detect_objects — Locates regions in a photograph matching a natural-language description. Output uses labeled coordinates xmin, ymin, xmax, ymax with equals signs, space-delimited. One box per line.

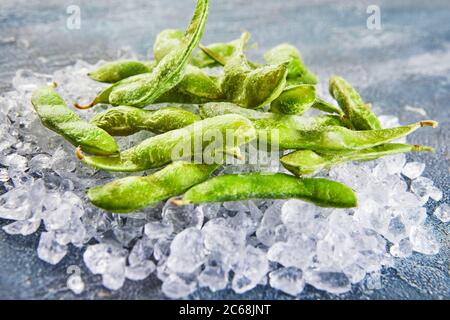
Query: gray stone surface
xmin=0 ymin=0 xmax=448 ymax=299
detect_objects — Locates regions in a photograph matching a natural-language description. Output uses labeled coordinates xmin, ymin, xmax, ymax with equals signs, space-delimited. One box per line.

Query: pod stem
xmin=413 ymin=145 xmax=434 ymax=152
xmin=199 ymin=43 xmax=227 ymax=66
xmin=419 ymin=120 xmax=438 ymax=128
xmin=74 ymin=101 xmax=96 ymax=110
xmin=75 ymin=146 xmax=85 ymax=160
xmin=170 ymin=198 xmax=188 ymax=206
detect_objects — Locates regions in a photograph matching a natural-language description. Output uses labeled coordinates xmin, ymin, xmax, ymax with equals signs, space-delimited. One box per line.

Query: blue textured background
xmin=0 ymin=0 xmax=448 ymax=299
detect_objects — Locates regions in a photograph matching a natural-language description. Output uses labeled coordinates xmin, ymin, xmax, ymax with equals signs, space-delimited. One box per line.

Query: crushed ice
xmin=0 ymin=58 xmax=446 ymax=298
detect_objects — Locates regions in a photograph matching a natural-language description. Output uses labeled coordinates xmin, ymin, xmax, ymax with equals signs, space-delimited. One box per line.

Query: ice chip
xmin=305 ymin=271 xmax=351 ymax=294
xmin=269 ymin=267 xmax=305 ymax=296
xmin=37 ymin=231 xmax=67 ymax=264
xmin=125 ymin=260 xmax=156 ymax=281
xmin=401 ymin=162 xmax=425 ymax=180
xmin=433 ymin=203 xmax=449 ymax=223
xmin=162 ymin=274 xmax=196 ymax=299
xmin=2 ymin=219 xmax=41 ymax=236
xmin=409 ymin=225 xmax=440 ymax=255
xmin=167 ymin=228 xmax=206 ymax=273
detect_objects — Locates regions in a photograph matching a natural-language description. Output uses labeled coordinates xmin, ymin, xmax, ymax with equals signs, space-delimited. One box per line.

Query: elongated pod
xmin=90 ymin=106 xmax=201 ymax=136
xmin=31 ymin=85 xmax=119 ymax=155
xmin=78 ymin=114 xmax=256 ymax=172
xmin=281 ymin=143 xmax=434 ymax=176
xmin=174 ymin=173 xmax=357 ymax=208
xmin=88 ymin=161 xmax=218 ymax=213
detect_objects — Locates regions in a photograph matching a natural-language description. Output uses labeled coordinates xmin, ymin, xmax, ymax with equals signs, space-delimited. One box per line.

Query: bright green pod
xmin=270 ymin=84 xmax=316 ymax=115
xmin=78 ymin=114 xmax=256 ymax=172
xmin=281 ymin=143 xmax=434 ymax=176
xmin=329 ymin=75 xmax=382 ymax=130
xmin=221 ymin=32 xmax=288 ymax=109
xmin=173 ymin=173 xmax=357 ymax=208
xmin=31 ymin=85 xmax=119 ymax=155
xmin=153 ymin=28 xmax=237 ymax=68
xmin=76 ymin=0 xmax=209 ymax=109
xmin=200 ymin=102 xmax=345 ymax=150
xmin=88 ymin=60 xmax=157 ymax=83
xmin=264 ymin=43 xmax=318 ymax=85
xmin=311 ymin=98 xmax=343 ymax=115
xmin=90 ymin=105 xmax=201 ymax=136
xmin=153 ymin=29 xmax=185 ymax=62
xmin=155 ymin=65 xmax=224 ymax=103
xmin=88 ymin=161 xmax=218 ymax=213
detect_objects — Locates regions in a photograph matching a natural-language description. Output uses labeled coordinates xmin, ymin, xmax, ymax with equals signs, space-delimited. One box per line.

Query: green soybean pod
xmin=221 ymin=32 xmax=288 ymax=109
xmin=78 ymin=114 xmax=256 ymax=172
xmin=273 ymin=120 xmax=437 ymax=151
xmin=269 ymin=84 xmax=316 ymax=115
xmin=90 ymin=106 xmax=201 ymax=136
xmin=173 ymin=173 xmax=357 ymax=208
xmin=76 ymin=0 xmax=209 ymax=109
xmin=88 ymin=60 xmax=157 ymax=83
xmin=281 ymin=143 xmax=434 ymax=176
xmin=87 ymin=161 xmax=218 ymax=213
xmin=153 ymin=29 xmax=185 ymax=62
xmin=155 ymin=65 xmax=224 ymax=104
xmin=263 ymin=43 xmax=318 ymax=85
xmin=329 ymin=75 xmax=382 ymax=130
xmin=311 ymin=98 xmax=343 ymax=115
xmin=31 ymin=85 xmax=119 ymax=155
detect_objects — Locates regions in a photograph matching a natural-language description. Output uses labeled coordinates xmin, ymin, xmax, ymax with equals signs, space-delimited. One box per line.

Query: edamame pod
xmin=78 ymin=114 xmax=256 ymax=172
xmin=329 ymin=75 xmax=382 ymax=130
xmin=269 ymin=84 xmax=316 ymax=115
xmin=90 ymin=106 xmax=201 ymax=136
xmin=264 ymin=43 xmax=318 ymax=85
xmin=222 ymin=32 xmax=288 ymax=109
xmin=312 ymin=98 xmax=343 ymax=115
xmin=173 ymin=173 xmax=357 ymax=208
xmin=153 ymin=28 xmax=238 ymax=68
xmin=76 ymin=0 xmax=209 ymax=109
xmin=88 ymin=161 xmax=218 ymax=213
xmin=88 ymin=60 xmax=157 ymax=83
xmin=281 ymin=143 xmax=434 ymax=176
xmin=31 ymin=85 xmax=119 ymax=155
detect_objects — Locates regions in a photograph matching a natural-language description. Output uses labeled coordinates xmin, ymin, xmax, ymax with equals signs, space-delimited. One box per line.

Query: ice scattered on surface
xmin=433 ymin=203 xmax=449 ymax=223
xmin=0 ymin=62 xmax=446 ymax=298
xmin=37 ymin=231 xmax=68 ymax=265
xmin=401 ymin=162 xmax=425 ymax=179
xmin=269 ymin=267 xmax=305 ymax=296
xmin=67 ymin=274 xmax=85 ymax=295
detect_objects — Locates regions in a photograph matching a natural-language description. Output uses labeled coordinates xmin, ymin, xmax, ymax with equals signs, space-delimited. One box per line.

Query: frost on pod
xmin=0 ymin=58 xmax=445 ymax=299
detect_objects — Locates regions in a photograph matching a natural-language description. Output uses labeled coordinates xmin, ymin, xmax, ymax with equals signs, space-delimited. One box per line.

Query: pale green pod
xmin=31 ymin=85 xmax=119 ymax=155
xmin=78 ymin=114 xmax=257 ymax=172
xmin=174 ymin=173 xmax=357 ymax=208
xmin=264 ymin=43 xmax=318 ymax=85
xmin=329 ymin=75 xmax=382 ymax=130
xmin=270 ymin=84 xmax=316 ymax=115
xmin=281 ymin=143 xmax=434 ymax=176
xmin=88 ymin=161 xmax=218 ymax=213
xmin=76 ymin=0 xmax=209 ymax=109
xmin=90 ymin=105 xmax=201 ymax=136
xmin=88 ymin=60 xmax=157 ymax=83
xmin=221 ymin=32 xmax=288 ymax=109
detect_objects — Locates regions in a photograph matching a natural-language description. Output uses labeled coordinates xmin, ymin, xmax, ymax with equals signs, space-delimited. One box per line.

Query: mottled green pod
xmin=222 ymin=32 xmax=288 ymax=109
xmin=329 ymin=75 xmax=382 ymax=130
xmin=31 ymin=85 xmax=119 ymax=155
xmin=88 ymin=60 xmax=157 ymax=83
xmin=200 ymin=102 xmax=345 ymax=150
xmin=281 ymin=144 xmax=434 ymax=176
xmin=79 ymin=114 xmax=256 ymax=172
xmin=77 ymin=0 xmax=209 ymax=109
xmin=155 ymin=65 xmax=224 ymax=103
xmin=174 ymin=173 xmax=357 ymax=208
xmin=154 ymin=28 xmax=237 ymax=68
xmin=270 ymin=84 xmax=316 ymax=115
xmin=311 ymin=98 xmax=343 ymax=115
xmin=264 ymin=43 xmax=318 ymax=85
xmin=88 ymin=161 xmax=218 ymax=213
xmin=90 ymin=106 xmax=201 ymax=136
xmin=153 ymin=29 xmax=185 ymax=62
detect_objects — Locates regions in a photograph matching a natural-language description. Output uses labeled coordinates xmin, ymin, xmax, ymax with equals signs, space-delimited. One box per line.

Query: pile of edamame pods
xmin=31 ymin=0 xmax=437 ymax=214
